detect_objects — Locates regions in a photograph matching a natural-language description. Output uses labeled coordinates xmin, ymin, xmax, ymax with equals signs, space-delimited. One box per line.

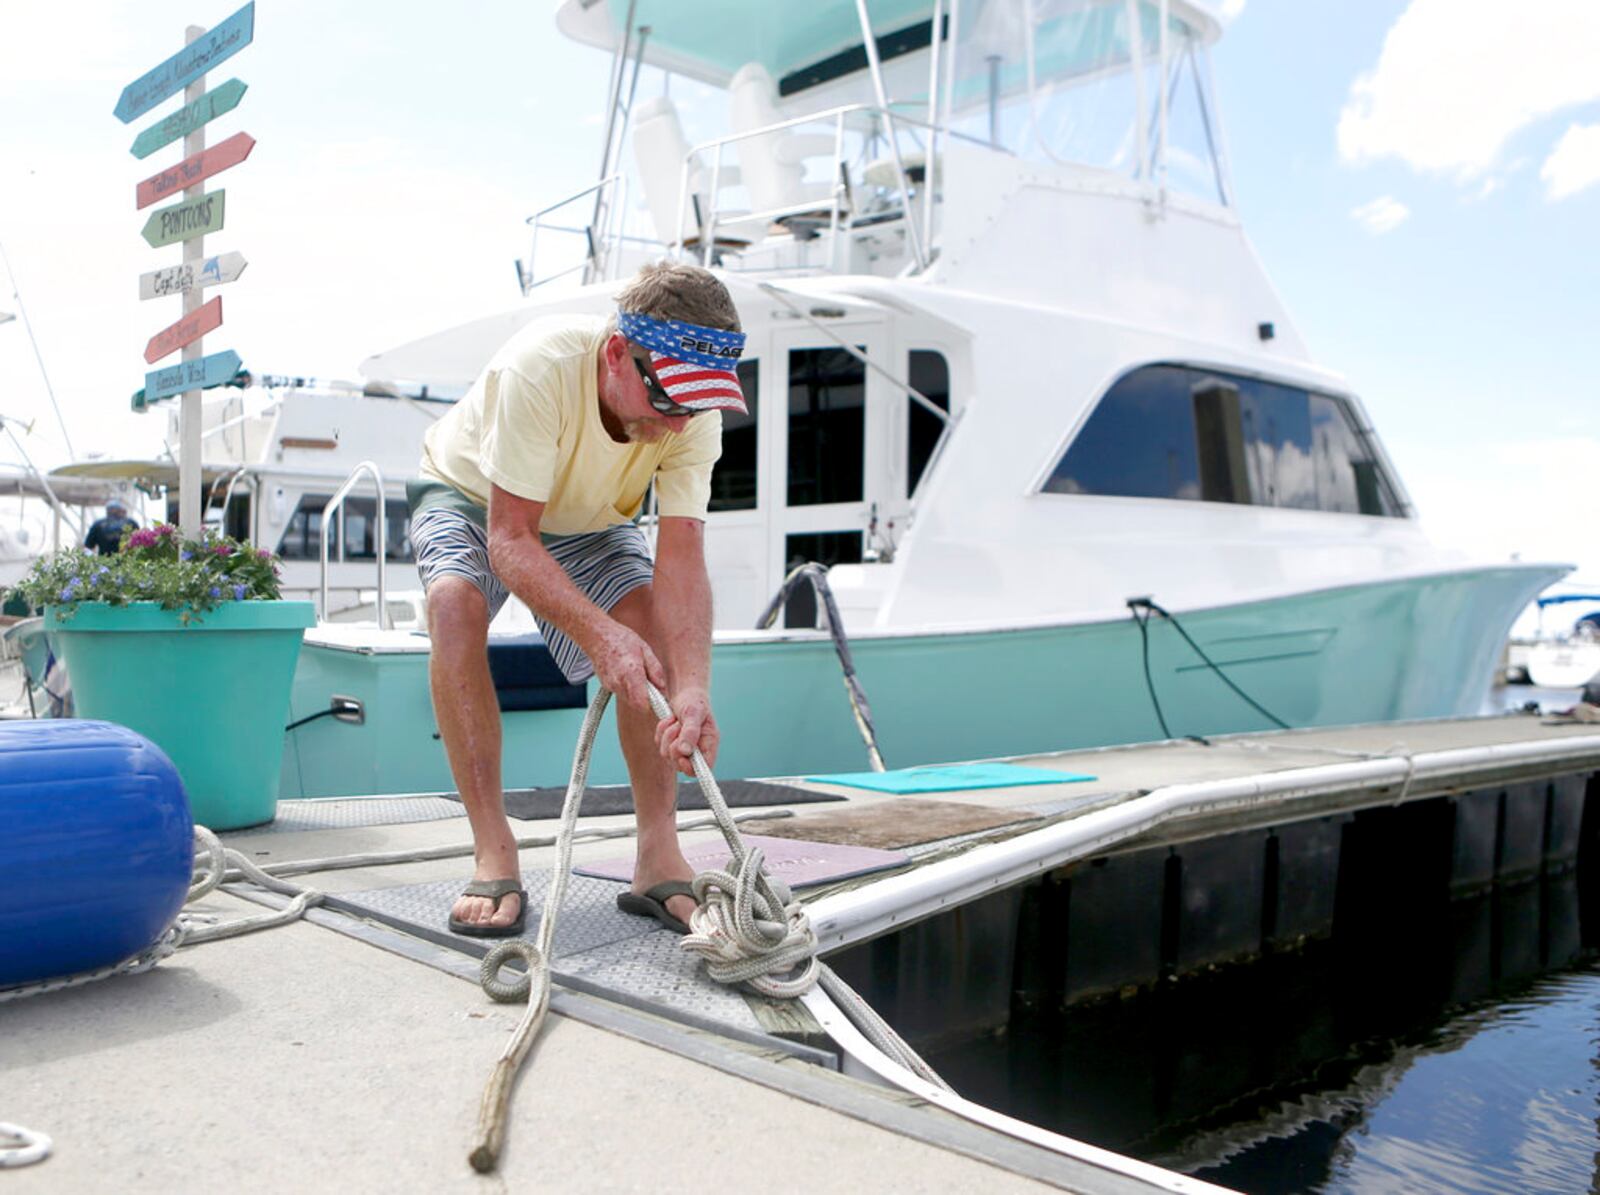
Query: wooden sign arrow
xmin=141 ymin=190 xmax=225 ymax=249
xmin=113 ymin=2 xmax=255 ymax=124
xmin=139 ymin=251 xmax=248 ymax=301
xmin=144 ymin=297 xmax=223 ymax=364
xmin=137 ymin=133 xmax=254 ymax=210
xmin=144 ymin=349 xmax=241 ymax=402
xmin=129 ymin=78 xmax=247 ymax=160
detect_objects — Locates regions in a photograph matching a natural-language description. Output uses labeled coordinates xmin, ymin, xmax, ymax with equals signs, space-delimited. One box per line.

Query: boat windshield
xmin=949 ymin=0 xmax=1226 ymax=201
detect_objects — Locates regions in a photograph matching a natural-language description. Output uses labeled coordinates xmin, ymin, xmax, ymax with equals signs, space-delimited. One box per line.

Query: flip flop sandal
xmin=616 ymin=879 xmax=696 ymax=935
xmin=448 ymin=878 xmax=528 ymax=938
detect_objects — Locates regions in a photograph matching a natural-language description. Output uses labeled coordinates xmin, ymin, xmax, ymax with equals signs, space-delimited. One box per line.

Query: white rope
xmin=469 ymin=681 xmax=948 ymax=1173
xmin=0 ymin=1122 xmax=51 ymax=1170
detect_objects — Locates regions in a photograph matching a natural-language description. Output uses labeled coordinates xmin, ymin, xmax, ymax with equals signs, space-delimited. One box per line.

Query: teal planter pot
xmin=46 ymin=601 xmax=316 ymax=829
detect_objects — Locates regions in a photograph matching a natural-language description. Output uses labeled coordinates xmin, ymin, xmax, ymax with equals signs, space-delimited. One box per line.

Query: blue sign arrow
xmin=143 ymin=349 xmax=242 ymax=402
xmin=113 ymin=3 xmax=255 ymax=124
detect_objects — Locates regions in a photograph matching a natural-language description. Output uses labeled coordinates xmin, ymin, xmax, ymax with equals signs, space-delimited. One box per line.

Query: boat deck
xmin=7 ymin=707 xmax=1600 ymax=1192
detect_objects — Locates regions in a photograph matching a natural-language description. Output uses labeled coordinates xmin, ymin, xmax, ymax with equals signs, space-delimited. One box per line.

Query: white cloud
xmin=1337 ymin=0 xmax=1600 ymax=182
xmin=1410 ymin=436 xmax=1600 ymax=589
xmin=1350 ymin=195 xmax=1410 ymax=234
xmin=1541 ymin=122 xmax=1600 ymax=200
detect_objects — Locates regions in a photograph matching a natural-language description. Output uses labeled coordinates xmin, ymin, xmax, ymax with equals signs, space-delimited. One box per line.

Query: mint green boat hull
xmin=280 ymin=567 xmax=1557 ymax=799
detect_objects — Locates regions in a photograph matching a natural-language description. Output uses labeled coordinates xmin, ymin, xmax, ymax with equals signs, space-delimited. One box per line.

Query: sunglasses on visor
xmin=631 ymin=355 xmax=697 ymax=418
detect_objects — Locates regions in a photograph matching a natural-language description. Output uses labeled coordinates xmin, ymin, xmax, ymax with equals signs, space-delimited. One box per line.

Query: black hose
xmin=1127 ymin=597 xmax=1292 ymax=736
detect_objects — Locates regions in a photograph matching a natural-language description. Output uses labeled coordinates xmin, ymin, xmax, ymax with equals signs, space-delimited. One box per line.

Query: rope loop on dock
xmin=0 ymin=1122 xmax=52 ymax=1170
xmin=480 ymin=941 xmax=540 ymax=1004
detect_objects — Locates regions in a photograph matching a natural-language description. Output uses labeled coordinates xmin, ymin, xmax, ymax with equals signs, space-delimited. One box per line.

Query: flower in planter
xmin=8 ymin=524 xmax=283 ymax=624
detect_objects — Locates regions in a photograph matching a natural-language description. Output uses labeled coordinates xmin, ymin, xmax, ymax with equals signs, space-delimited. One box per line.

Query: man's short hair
xmin=614 ymin=261 xmax=740 ymax=333
xmin=106 ymin=499 xmax=126 ymax=512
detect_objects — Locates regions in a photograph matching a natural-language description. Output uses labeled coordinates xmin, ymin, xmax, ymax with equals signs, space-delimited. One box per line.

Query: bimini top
xmin=555 ymin=0 xmax=1221 ymax=93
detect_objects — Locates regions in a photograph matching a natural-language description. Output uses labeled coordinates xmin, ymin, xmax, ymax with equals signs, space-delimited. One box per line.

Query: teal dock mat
xmin=805 ymin=762 xmax=1095 ymax=794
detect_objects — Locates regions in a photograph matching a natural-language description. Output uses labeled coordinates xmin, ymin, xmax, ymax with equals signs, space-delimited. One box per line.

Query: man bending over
xmin=407 ymin=261 xmax=747 ymax=937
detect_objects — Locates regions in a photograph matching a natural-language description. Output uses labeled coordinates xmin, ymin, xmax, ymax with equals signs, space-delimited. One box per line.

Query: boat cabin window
xmin=278 ymin=495 xmax=415 ymax=561
xmin=907 ymin=350 xmax=951 ymax=494
xmin=788 ymin=348 xmax=865 ymax=507
xmin=708 ymin=359 xmax=760 ymax=513
xmin=1043 ymin=365 xmax=1403 ymax=516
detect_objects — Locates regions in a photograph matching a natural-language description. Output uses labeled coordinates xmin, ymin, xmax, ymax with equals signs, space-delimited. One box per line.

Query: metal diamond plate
xmin=247 ymin=797 xmax=466 ymax=833
xmin=329 ymin=867 xmax=768 ymax=1039
xmin=332 ymin=868 xmax=654 ymax=957
xmin=559 ymin=929 xmax=766 ymax=1034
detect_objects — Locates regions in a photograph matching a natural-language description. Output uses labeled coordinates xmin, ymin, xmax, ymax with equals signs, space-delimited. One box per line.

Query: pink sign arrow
xmin=144 ymin=296 xmax=223 ymax=363
xmin=136 ymin=133 xmax=255 ymax=210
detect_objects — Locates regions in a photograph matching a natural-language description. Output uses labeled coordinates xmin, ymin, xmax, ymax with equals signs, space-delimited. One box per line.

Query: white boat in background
xmin=1526 ymin=593 xmax=1600 ymax=688
xmin=55 ymin=0 xmax=1567 ymax=796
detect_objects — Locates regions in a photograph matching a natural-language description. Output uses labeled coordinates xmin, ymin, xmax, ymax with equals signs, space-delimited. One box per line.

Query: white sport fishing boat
xmin=78 ymin=0 xmax=1564 ymax=797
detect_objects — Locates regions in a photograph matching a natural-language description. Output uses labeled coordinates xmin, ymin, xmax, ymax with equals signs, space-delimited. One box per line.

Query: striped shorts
xmin=410 ymin=508 xmax=654 ymax=684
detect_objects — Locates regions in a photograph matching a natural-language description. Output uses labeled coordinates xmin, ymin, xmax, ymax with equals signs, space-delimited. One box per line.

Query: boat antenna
xmin=0 ymin=235 xmax=77 ymax=460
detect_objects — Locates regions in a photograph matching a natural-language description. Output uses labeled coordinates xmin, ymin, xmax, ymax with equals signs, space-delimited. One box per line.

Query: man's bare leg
xmin=427 ymin=578 xmax=521 ymax=929
xmin=608 ymin=585 xmax=696 ymax=926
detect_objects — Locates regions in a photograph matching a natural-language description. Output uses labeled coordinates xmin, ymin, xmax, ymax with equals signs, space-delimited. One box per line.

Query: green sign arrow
xmin=129 ymin=79 xmax=247 ymax=161
xmin=140 ymin=190 xmax=226 ymax=249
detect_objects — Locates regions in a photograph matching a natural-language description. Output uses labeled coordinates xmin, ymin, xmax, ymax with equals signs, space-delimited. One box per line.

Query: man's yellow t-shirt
xmin=418 ymin=314 xmax=722 ymax=535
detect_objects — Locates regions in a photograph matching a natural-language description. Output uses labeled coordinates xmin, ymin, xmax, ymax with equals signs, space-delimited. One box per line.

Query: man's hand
xmin=654 ymin=685 xmax=719 ymax=775
xmin=588 ymin=621 xmax=668 ymax=714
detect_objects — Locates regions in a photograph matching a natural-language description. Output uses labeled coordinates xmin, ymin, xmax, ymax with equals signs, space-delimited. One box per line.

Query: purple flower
xmin=127 ymin=528 xmax=159 ymax=549
xmin=256 ymin=549 xmax=271 ymax=560
xmin=156 ymin=524 xmax=177 ymax=538
xmin=232 ymin=583 xmax=247 ymax=600
xmin=213 ymin=543 xmax=234 ymax=557
xmin=180 ymin=550 xmax=193 ymax=561
xmin=209 ymin=586 xmax=221 ymax=598
xmin=57 ymin=586 xmax=74 ymax=602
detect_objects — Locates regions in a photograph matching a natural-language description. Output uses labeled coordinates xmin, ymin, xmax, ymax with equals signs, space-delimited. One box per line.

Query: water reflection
xmin=925 ymin=870 xmax=1600 ymax=1194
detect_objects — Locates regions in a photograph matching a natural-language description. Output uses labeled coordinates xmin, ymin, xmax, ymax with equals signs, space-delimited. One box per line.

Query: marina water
xmin=927 ymin=690 xmax=1598 ymax=1195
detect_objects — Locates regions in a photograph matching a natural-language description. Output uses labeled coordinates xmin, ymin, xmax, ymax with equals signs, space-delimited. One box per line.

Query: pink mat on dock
xmin=574 ymin=834 xmax=909 ymax=890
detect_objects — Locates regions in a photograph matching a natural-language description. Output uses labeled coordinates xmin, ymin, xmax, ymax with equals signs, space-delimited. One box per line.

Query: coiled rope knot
xmin=479 ymin=941 xmax=542 ymax=1004
xmin=681 ymin=847 xmax=820 ymax=999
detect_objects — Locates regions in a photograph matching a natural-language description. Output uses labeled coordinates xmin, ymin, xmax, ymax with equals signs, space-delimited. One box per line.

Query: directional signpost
xmin=140 ymin=189 xmax=226 ymax=247
xmin=137 ymin=133 xmax=253 ymax=208
xmin=129 ymin=78 xmax=247 ymax=160
xmin=139 ymin=251 xmax=247 ymax=301
xmin=118 ymin=2 xmax=255 ymax=534
xmin=112 ymin=3 xmax=254 ymax=124
xmin=144 ymin=350 xmax=241 ymax=402
xmin=145 ymin=296 xmax=222 ymax=363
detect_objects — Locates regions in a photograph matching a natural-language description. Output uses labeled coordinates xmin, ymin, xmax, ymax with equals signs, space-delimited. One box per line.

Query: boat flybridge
xmin=173 ymin=0 xmax=1565 ymax=797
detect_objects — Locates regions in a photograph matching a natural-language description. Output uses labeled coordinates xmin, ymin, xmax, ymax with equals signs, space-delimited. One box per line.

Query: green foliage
xmin=9 ymin=523 xmax=283 ymax=623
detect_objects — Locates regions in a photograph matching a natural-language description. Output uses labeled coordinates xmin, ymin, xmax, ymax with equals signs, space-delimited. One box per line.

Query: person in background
xmin=84 ymin=499 xmax=138 ymax=556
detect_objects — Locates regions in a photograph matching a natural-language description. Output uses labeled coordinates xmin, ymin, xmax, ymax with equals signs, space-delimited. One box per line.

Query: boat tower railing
xmin=319 ymin=460 xmax=388 ymax=629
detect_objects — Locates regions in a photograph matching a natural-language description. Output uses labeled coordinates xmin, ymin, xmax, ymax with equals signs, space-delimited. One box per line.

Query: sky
xmin=0 ymin=0 xmax=1597 ymax=620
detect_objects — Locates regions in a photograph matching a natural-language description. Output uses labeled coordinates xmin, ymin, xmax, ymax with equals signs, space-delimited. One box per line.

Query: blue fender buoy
xmin=0 ymin=720 xmax=192 ymax=989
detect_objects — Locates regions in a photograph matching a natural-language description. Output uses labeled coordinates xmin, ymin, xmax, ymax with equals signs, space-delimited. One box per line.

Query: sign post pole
xmin=178 ymin=25 xmax=206 ymax=536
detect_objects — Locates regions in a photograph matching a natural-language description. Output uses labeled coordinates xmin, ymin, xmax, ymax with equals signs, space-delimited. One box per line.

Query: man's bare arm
xmin=651 ymin=516 xmax=719 ymax=771
xmin=486 ymin=484 xmax=665 ymax=711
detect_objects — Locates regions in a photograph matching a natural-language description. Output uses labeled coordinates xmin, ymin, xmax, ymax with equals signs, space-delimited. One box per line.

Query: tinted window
xmin=906 ymin=350 xmax=951 ymax=494
xmin=1043 ymin=365 xmax=1200 ymax=499
xmin=1310 ymin=393 xmax=1401 ymax=516
xmin=1238 ymin=377 xmax=1317 ymax=510
xmin=709 ymin=359 xmax=759 ymax=512
xmin=279 ymin=495 xmax=414 ymax=561
xmin=1043 ymin=365 xmax=1403 ymax=517
xmin=788 ymin=348 xmax=864 ymax=506
xmin=782 ymin=531 xmax=863 ymax=628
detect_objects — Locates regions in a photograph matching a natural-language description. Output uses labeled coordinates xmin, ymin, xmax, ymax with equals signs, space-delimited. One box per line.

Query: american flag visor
xmin=617 ymin=310 xmax=748 ymax=414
